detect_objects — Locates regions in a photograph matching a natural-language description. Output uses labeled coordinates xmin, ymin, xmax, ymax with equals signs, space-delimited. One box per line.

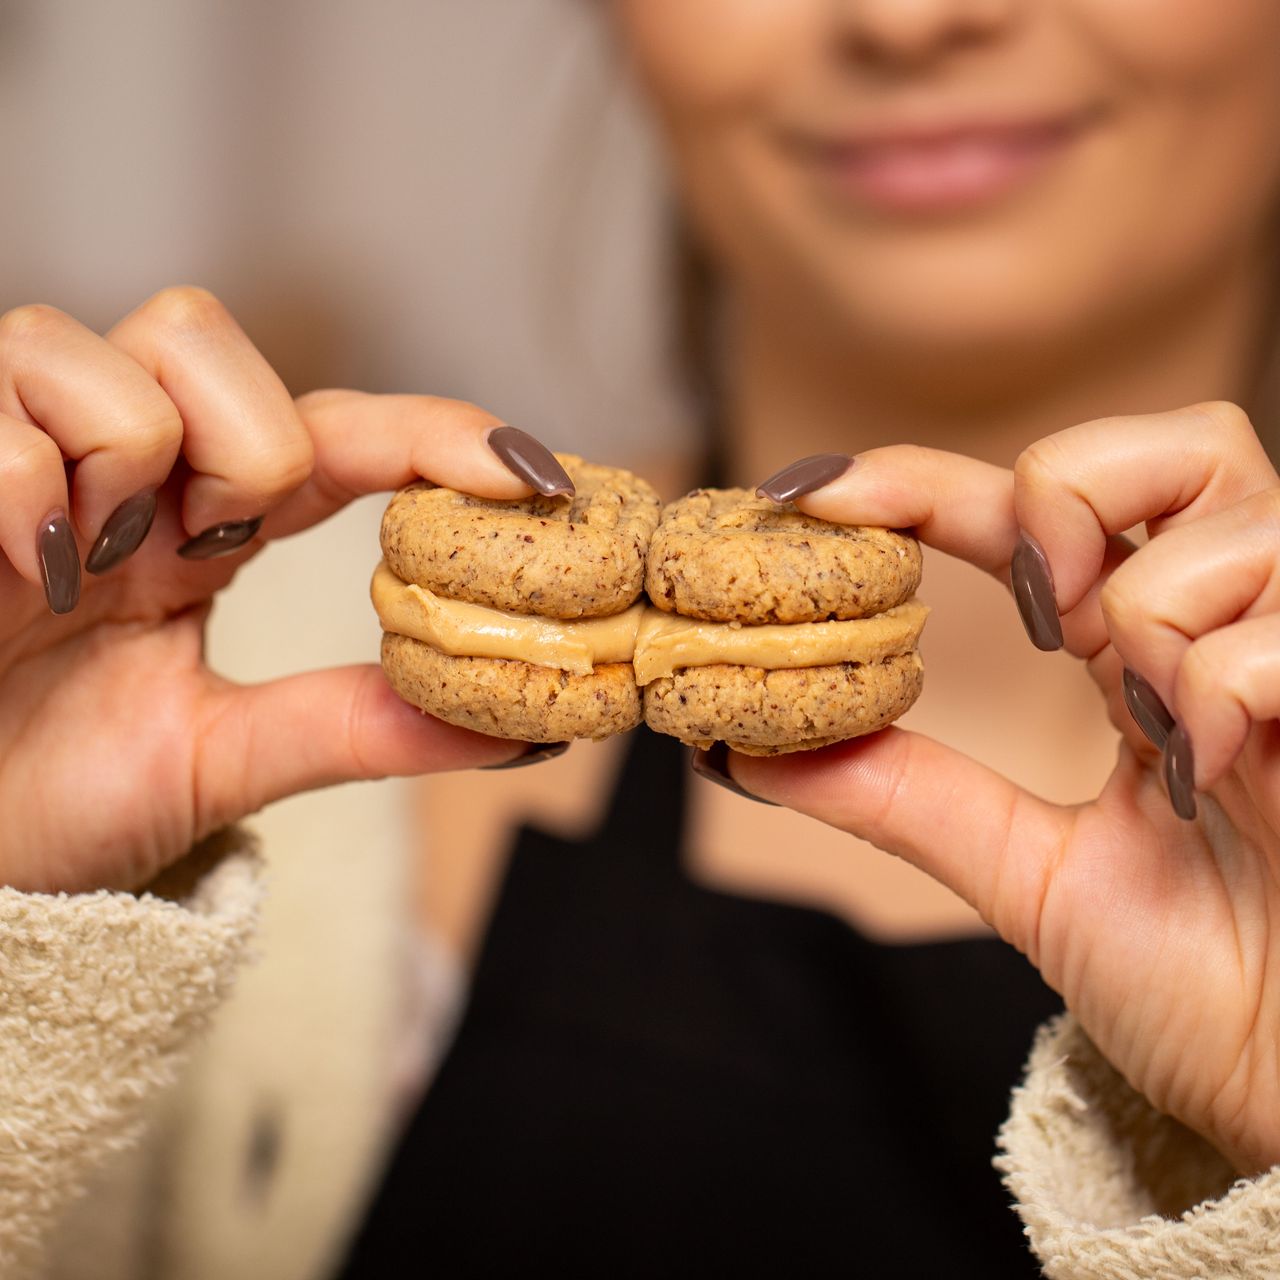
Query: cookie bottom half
xmin=642 ymin=652 xmax=923 ymax=756
xmin=381 ymin=632 xmax=642 ymax=742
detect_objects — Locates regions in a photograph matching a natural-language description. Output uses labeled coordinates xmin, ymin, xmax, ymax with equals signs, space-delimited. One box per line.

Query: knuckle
xmin=1248 ymin=486 xmax=1280 ymax=532
xmin=272 ymin=438 xmax=315 ymax=492
xmin=294 ymin=387 xmax=356 ymax=418
xmin=0 ymin=302 xmax=71 ymax=353
xmin=139 ymin=285 xmax=234 ymax=343
xmin=1 ymin=431 xmax=61 ymax=486
xmin=1013 ymin=437 xmax=1069 ymax=496
xmin=1178 ymin=638 xmax=1219 ymax=701
xmin=1099 ymin=565 xmax=1143 ymax=635
xmin=108 ymin=401 xmax=185 ymax=460
xmin=1195 ymin=400 xmax=1255 ymax=440
xmin=238 ymin=437 xmax=314 ymax=502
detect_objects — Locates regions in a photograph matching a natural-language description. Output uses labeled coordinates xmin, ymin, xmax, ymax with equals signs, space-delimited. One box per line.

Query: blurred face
xmin=614 ymin=1 xmax=1280 ymax=362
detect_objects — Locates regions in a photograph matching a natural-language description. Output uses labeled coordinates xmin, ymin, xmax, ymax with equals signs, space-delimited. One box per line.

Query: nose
xmin=832 ymin=0 xmax=1022 ymax=66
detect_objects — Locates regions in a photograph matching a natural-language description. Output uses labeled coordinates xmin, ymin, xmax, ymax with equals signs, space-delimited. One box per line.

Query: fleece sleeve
xmin=996 ymin=1012 xmax=1280 ymax=1278
xmin=0 ymin=829 xmax=262 ymax=1279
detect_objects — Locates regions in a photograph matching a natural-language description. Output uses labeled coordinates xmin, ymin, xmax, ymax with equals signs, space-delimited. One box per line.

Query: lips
xmin=786 ymin=112 xmax=1098 ymax=215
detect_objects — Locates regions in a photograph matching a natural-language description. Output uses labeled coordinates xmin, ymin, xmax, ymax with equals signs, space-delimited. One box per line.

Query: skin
xmin=0 ymin=289 xmax=534 ymax=893
xmin=607 ymin=1 xmax=1280 ymax=1173
xmin=616 ymin=0 xmax=1280 ymax=388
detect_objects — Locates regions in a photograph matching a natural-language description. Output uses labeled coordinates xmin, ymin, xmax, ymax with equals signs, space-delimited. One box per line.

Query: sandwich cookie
xmin=640 ymin=488 xmax=927 ymax=755
xmin=374 ymin=456 xmax=661 ymax=742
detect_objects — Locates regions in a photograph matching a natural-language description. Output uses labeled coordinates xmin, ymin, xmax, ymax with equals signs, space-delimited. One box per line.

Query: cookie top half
xmin=644 ymin=488 xmax=921 ymax=624
xmin=380 ymin=455 xmax=661 ymax=619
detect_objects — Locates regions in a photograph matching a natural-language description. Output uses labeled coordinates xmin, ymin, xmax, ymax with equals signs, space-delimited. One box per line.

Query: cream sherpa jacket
xmin=3 ymin=826 xmax=1279 ymax=1280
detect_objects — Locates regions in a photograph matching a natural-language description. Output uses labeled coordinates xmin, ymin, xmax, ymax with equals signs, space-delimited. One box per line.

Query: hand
xmin=739 ymin=403 xmax=1280 ymax=1174
xmin=0 ymin=288 xmax=558 ymax=895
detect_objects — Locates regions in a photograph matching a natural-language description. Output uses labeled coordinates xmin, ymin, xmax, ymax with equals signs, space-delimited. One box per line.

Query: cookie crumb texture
xmin=380 ymin=456 xmax=661 ymax=618
xmin=644 ymin=653 xmax=923 ymax=755
xmin=381 ymin=633 xmax=642 ymax=741
xmin=646 ymin=488 xmax=921 ymax=624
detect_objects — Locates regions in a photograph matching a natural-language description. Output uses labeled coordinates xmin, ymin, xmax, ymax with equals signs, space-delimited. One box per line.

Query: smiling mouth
xmin=783 ymin=110 xmax=1102 ymax=215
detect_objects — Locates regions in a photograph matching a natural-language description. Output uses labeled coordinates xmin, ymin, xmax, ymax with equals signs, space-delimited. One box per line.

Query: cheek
xmin=613 ymin=0 xmax=815 ymax=111
xmin=1074 ymin=0 xmax=1280 ymax=81
xmin=1091 ymin=0 xmax=1280 ymax=282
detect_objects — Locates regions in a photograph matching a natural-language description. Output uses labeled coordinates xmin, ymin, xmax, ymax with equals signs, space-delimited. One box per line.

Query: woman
xmin=4 ymin=1 xmax=1280 ymax=1276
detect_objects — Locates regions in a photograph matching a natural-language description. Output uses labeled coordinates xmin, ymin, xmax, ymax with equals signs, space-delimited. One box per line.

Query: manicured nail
xmin=690 ymin=742 xmax=778 ymax=806
xmin=481 ymin=741 xmax=570 ymax=770
xmin=486 ymin=426 xmax=574 ymax=498
xmin=86 ymin=490 xmax=157 ymax=575
xmin=1163 ymin=723 xmax=1197 ymax=821
xmin=38 ymin=510 xmax=81 ymax=614
xmin=177 ymin=516 xmax=264 ymax=561
xmin=1122 ymin=669 xmax=1174 ymax=751
xmin=1010 ymin=533 xmax=1063 ymax=652
xmin=756 ymin=453 xmax=854 ymax=504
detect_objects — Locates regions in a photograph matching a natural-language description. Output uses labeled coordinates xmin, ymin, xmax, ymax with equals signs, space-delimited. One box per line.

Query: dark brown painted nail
xmin=1163 ymin=723 xmax=1196 ymax=821
xmin=38 ymin=510 xmax=80 ymax=614
xmin=86 ymin=490 xmax=157 ymax=575
xmin=486 ymin=426 xmax=574 ymax=498
xmin=1122 ymin=669 xmax=1174 ymax=751
xmin=690 ymin=742 xmax=778 ymax=806
xmin=1010 ymin=533 xmax=1063 ymax=651
xmin=177 ymin=516 xmax=264 ymax=561
xmin=756 ymin=453 xmax=854 ymax=504
xmin=481 ymin=741 xmax=570 ymax=770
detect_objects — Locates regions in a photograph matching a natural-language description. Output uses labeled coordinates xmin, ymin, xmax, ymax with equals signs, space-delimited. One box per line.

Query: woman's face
xmin=614 ymin=1 xmax=1280 ymax=364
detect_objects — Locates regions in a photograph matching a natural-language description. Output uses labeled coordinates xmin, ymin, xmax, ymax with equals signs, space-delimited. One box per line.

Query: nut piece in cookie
xmin=374 ymin=455 xmax=660 ymax=742
xmin=637 ymin=487 xmax=927 ymax=755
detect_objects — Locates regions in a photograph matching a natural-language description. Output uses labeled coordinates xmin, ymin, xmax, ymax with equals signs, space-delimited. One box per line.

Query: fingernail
xmin=177 ymin=516 xmax=264 ymax=561
xmin=481 ymin=741 xmax=570 ymax=770
xmin=1163 ymin=723 xmax=1197 ymax=821
xmin=86 ymin=489 xmax=157 ymax=575
xmin=1122 ymin=668 xmax=1174 ymax=751
xmin=690 ymin=742 xmax=778 ymax=806
xmin=756 ymin=453 xmax=854 ymax=504
xmin=38 ymin=510 xmax=81 ymax=614
xmin=1010 ymin=533 xmax=1063 ymax=652
xmin=486 ymin=426 xmax=574 ymax=498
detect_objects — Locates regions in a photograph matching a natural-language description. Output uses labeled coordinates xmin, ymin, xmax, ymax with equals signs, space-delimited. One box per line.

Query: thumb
xmin=194 ymin=664 xmax=524 ymax=826
xmin=731 ymin=727 xmax=1070 ymax=963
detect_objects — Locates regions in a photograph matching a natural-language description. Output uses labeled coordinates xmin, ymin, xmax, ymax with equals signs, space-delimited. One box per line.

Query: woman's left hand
xmin=734 ymin=402 xmax=1280 ymax=1175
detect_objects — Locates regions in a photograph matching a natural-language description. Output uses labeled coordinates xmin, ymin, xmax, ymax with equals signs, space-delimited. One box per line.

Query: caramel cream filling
xmin=372 ymin=561 xmax=928 ymax=682
xmin=372 ymin=561 xmax=642 ymax=677
xmin=629 ymin=600 xmax=928 ymax=685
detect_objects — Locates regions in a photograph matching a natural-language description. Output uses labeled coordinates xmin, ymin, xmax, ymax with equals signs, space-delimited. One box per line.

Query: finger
xmin=0 ymin=304 xmax=181 ymax=549
xmin=0 ymin=414 xmax=77 ymax=604
xmin=1172 ymin=611 xmax=1280 ymax=789
xmin=1101 ymin=489 xmax=1280 ymax=721
xmin=266 ymin=391 xmax=572 ymax=538
xmin=730 ymin=728 xmax=1070 ymax=965
xmin=193 ymin=664 xmax=526 ymax=828
xmin=780 ymin=444 xmax=1019 ymax=578
xmin=107 ymin=287 xmax=314 ymax=542
xmin=1013 ymin=402 xmax=1275 ymax=625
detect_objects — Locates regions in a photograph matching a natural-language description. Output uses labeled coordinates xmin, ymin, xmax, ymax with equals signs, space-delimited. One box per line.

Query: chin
xmin=812 ymin=243 xmax=1121 ymax=372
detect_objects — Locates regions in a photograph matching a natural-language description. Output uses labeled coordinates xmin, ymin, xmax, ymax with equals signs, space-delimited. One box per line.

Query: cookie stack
xmin=373 ymin=462 xmax=928 ymax=752
xmin=373 ymin=457 xmax=661 ymax=742
xmin=639 ymin=488 xmax=927 ymax=755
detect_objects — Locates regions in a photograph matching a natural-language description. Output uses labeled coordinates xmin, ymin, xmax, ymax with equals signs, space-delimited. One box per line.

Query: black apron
xmin=338 ymin=728 xmax=1060 ymax=1277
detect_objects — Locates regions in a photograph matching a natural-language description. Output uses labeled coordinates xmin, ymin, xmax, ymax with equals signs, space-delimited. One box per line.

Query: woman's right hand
xmin=0 ymin=287 xmax=560 ymax=895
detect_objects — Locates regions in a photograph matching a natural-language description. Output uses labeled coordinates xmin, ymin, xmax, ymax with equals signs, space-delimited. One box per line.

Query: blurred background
xmin=0 ymin=0 xmax=682 ymax=447
xmin=2 ymin=4 xmax=685 ymax=1275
